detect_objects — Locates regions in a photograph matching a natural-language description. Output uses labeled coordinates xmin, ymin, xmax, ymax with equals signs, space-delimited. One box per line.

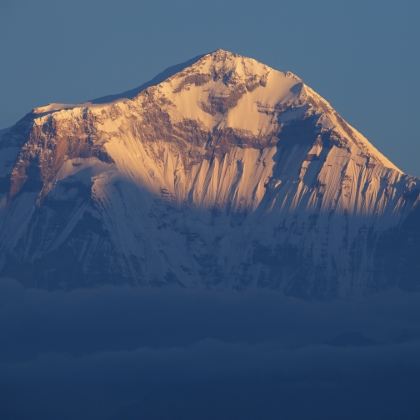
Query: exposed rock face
xmin=0 ymin=49 xmax=418 ymax=297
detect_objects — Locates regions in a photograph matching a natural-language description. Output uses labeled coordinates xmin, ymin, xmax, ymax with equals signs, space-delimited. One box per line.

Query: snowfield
xmin=0 ymin=49 xmax=418 ymax=297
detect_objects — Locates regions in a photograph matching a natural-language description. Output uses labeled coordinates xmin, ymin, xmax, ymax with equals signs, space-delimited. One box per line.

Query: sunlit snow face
xmin=152 ymin=51 xmax=302 ymax=136
xmin=0 ymin=50 xmax=418 ymax=295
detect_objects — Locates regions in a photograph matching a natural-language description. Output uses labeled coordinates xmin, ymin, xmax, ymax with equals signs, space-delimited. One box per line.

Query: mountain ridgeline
xmin=0 ymin=50 xmax=418 ymax=298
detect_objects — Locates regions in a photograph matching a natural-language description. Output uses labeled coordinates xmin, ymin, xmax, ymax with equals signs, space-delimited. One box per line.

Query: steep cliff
xmin=0 ymin=50 xmax=418 ymax=296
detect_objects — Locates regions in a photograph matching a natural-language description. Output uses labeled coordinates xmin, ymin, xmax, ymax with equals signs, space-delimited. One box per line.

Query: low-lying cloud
xmin=1 ymin=278 xmax=420 ymax=419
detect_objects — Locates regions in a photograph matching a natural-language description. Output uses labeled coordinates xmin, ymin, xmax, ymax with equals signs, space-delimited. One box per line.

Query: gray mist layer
xmin=1 ymin=279 xmax=420 ymax=420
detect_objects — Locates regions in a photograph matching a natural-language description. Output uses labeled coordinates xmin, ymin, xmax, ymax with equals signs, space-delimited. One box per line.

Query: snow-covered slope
xmin=0 ymin=49 xmax=418 ymax=296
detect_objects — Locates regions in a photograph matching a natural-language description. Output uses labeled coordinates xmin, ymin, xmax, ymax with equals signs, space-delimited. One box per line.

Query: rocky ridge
xmin=0 ymin=49 xmax=418 ymax=297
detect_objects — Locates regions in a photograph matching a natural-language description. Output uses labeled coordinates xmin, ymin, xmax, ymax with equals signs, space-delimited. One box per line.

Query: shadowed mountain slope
xmin=0 ymin=50 xmax=418 ymax=297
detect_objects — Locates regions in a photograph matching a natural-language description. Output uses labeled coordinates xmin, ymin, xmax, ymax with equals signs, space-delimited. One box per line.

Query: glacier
xmin=0 ymin=49 xmax=418 ymax=297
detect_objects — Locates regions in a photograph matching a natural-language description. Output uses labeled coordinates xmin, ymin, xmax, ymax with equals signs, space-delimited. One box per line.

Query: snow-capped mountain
xmin=0 ymin=49 xmax=418 ymax=297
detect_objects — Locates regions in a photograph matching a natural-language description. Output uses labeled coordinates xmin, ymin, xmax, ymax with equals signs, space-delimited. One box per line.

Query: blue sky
xmin=1 ymin=0 xmax=418 ymax=175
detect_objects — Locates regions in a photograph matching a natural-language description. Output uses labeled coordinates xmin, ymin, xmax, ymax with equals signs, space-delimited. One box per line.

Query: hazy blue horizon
xmin=1 ymin=0 xmax=418 ymax=176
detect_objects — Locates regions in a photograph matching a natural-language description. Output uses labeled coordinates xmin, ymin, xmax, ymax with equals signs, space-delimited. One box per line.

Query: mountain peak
xmin=0 ymin=51 xmax=418 ymax=294
xmin=26 ymin=50 xmax=401 ymax=174
xmin=32 ymin=49 xmax=292 ymax=116
xmin=204 ymin=48 xmax=259 ymax=64
xmin=189 ymin=48 xmax=285 ymax=81
xmin=205 ymin=48 xmax=264 ymax=65
xmin=90 ymin=49 xmax=261 ymax=106
xmin=209 ymin=48 xmax=237 ymax=56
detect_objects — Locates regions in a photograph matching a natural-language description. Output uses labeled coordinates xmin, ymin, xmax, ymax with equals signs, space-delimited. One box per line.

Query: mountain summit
xmin=0 ymin=50 xmax=418 ymax=296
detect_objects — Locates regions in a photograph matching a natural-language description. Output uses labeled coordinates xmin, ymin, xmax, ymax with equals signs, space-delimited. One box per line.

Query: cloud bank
xmin=1 ymin=279 xmax=420 ymax=419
